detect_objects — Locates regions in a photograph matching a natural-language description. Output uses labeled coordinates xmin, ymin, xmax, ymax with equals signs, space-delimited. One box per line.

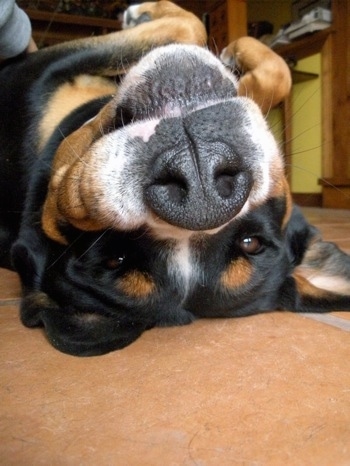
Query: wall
xmin=248 ymin=0 xmax=323 ymax=194
xmin=290 ymin=54 xmax=322 ymax=193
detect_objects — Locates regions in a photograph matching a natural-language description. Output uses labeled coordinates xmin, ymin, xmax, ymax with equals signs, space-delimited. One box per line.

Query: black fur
xmin=1 ymin=34 xmax=349 ymax=356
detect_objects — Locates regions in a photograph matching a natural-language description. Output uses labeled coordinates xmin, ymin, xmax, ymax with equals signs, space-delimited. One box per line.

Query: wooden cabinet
xmin=276 ymin=0 xmax=350 ymax=209
xmin=321 ymin=0 xmax=350 ymax=208
xmin=172 ymin=0 xmax=247 ymax=49
xmin=206 ymin=0 xmax=247 ymax=51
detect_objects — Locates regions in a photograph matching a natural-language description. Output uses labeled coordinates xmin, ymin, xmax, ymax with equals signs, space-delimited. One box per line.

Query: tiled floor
xmin=0 ymin=208 xmax=349 ymax=465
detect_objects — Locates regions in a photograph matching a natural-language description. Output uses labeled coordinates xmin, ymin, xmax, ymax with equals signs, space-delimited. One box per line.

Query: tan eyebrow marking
xmin=220 ymin=257 xmax=253 ymax=290
xmin=119 ymin=271 xmax=156 ymax=298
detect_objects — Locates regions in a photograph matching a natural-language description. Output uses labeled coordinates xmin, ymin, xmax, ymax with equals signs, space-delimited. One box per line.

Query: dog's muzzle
xmin=112 ymin=44 xmax=269 ymax=233
xmin=45 ymin=44 xmax=283 ymax=240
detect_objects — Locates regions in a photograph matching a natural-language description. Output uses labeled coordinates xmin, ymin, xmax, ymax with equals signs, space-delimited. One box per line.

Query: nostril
xmin=214 ymin=170 xmax=240 ymax=199
xmin=154 ymin=175 xmax=188 ymax=204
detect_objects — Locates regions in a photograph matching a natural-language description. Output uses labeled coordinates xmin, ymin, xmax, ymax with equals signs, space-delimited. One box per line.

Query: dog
xmin=0 ymin=1 xmax=349 ymax=356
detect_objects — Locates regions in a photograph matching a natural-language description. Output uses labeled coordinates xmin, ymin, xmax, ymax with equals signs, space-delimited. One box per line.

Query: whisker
xmin=46 ymin=231 xmax=86 ymax=270
xmin=287 ymin=163 xmax=350 ymax=200
xmin=286 ymin=143 xmax=323 ymax=159
xmin=282 ymin=122 xmax=322 ymax=148
xmin=282 ymin=85 xmax=321 ymax=136
xmin=210 ymin=38 xmax=219 ymax=58
xmin=76 ymin=229 xmax=111 ymax=261
xmin=56 ymin=127 xmax=90 ymax=167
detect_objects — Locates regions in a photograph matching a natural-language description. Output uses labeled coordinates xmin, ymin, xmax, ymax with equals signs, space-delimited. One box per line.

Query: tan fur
xmin=282 ymin=182 xmax=293 ymax=229
xmin=41 ymin=99 xmax=118 ymax=243
xmin=296 ymin=239 xmax=350 ymax=295
xmin=38 ymin=4 xmax=205 ymax=58
xmin=119 ymin=271 xmax=156 ymax=298
xmin=39 ymin=75 xmax=117 ymax=152
xmin=26 ymin=291 xmax=58 ymax=309
xmin=268 ymin=174 xmax=293 ymax=229
xmin=221 ymin=257 xmax=253 ymax=290
xmin=221 ymin=37 xmax=292 ymax=113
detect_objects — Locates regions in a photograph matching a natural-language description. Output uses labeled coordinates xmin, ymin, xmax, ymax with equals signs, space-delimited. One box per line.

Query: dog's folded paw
xmin=220 ymin=46 xmax=237 ymax=70
xmin=121 ymin=1 xmax=207 ymax=46
xmin=123 ymin=4 xmax=152 ymax=29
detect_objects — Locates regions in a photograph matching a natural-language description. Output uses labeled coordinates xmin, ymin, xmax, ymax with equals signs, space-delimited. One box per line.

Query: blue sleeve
xmin=0 ymin=1 xmax=32 ymax=59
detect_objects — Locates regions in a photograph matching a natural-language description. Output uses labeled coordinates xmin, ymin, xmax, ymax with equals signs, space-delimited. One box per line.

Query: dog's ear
xmin=19 ymin=295 xmax=146 ymax=356
xmin=11 ymin=234 xmax=48 ymax=292
xmin=12 ymin=229 xmax=146 ymax=356
xmin=15 ymin=271 xmax=146 ymax=356
xmin=279 ymin=207 xmax=350 ymax=311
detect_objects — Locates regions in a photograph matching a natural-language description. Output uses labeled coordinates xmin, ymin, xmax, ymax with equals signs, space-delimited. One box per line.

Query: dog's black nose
xmin=144 ymin=104 xmax=253 ymax=231
xmin=146 ymin=159 xmax=252 ymax=230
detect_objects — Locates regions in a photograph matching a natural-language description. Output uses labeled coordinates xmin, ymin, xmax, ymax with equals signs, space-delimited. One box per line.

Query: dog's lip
xmin=146 ymin=211 xmax=234 ymax=240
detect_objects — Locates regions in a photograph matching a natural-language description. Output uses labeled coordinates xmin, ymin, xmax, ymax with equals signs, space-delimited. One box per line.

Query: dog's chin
xmin=116 ymin=44 xmax=239 ymax=121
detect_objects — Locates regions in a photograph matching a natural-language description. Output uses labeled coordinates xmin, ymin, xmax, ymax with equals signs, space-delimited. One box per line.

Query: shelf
xmin=26 ymin=9 xmax=121 ymax=29
xmin=291 ymin=69 xmax=319 ymax=84
xmin=274 ymin=27 xmax=334 ymax=61
xmin=26 ymin=8 xmax=122 ymax=46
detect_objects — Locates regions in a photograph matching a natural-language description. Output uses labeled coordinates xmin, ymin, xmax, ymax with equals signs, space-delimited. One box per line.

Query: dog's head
xmin=12 ymin=45 xmax=350 ymax=356
xmin=41 ymin=45 xmax=285 ymax=238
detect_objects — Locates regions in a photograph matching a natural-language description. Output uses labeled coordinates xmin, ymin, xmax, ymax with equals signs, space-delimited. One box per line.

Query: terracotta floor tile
xmin=0 ymin=208 xmax=350 ymax=465
xmin=333 ymin=239 xmax=350 ymax=253
xmin=332 ymin=311 xmax=350 ymax=321
xmin=302 ymin=207 xmax=350 ymax=224
xmin=304 ymin=312 xmax=350 ymax=329
xmin=1 ymin=309 xmax=350 ymax=465
xmin=0 ymin=268 xmax=21 ymax=301
xmin=315 ymin=224 xmax=350 ymax=242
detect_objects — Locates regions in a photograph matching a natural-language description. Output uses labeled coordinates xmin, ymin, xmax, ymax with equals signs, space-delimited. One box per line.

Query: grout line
xmin=301 ymin=313 xmax=350 ymax=332
xmin=0 ymin=298 xmax=21 ymax=307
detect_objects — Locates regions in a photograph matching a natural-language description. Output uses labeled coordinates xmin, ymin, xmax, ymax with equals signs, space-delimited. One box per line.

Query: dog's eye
xmin=104 ymin=255 xmax=125 ymax=270
xmin=240 ymin=237 xmax=263 ymax=255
